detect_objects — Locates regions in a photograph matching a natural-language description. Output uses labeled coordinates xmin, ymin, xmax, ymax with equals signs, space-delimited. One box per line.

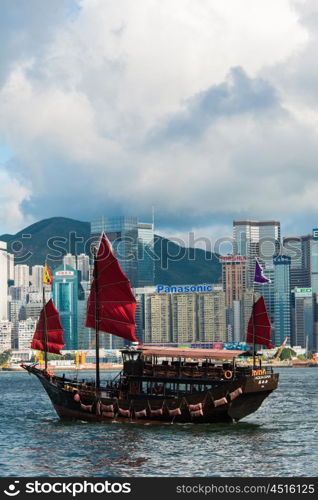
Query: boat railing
xmin=143 ymin=363 xmax=233 ymax=379
xmin=136 ymin=360 xmax=275 ymax=380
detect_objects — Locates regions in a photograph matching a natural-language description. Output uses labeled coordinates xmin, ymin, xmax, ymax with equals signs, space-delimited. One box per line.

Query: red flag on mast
xmin=246 ymin=296 xmax=273 ymax=349
xmin=31 ymin=299 xmax=64 ymax=354
xmin=85 ymin=233 xmax=137 ymax=342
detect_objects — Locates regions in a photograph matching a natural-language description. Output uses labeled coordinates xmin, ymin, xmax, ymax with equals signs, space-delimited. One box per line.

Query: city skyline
xmin=1 ymin=1 xmax=318 ymax=240
xmin=2 ymin=212 xmax=318 ymax=254
xmin=2 ymin=213 xmax=318 ymax=351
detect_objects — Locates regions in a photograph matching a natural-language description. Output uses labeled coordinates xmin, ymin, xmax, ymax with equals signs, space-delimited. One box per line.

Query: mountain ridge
xmin=0 ymin=217 xmax=221 ymax=285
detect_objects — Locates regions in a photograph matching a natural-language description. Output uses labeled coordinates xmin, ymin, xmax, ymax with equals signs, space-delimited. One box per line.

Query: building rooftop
xmin=233 ymin=220 xmax=280 ymax=226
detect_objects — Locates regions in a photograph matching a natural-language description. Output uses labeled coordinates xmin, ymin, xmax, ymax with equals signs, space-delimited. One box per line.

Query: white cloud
xmin=0 ymin=0 xmax=316 ymax=237
xmin=0 ymin=170 xmax=33 ymax=233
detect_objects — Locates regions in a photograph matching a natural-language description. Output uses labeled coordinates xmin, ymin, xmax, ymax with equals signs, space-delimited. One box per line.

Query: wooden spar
xmin=93 ymin=246 xmax=100 ymax=390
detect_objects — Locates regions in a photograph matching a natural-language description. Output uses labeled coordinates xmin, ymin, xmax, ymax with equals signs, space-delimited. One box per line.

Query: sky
xmin=1 ymin=0 xmax=318 ymax=246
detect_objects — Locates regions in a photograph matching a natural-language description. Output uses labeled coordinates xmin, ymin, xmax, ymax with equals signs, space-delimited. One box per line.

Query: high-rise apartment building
xmin=133 ymin=286 xmax=156 ymax=344
xmin=197 ymin=292 xmax=226 ymax=343
xmin=8 ymin=300 xmax=25 ymax=348
xmin=52 ymin=265 xmax=78 ymax=350
xmin=145 ymin=292 xmax=171 ymax=344
xmin=18 ymin=318 xmax=37 ymax=349
xmin=63 ymin=253 xmax=76 ymax=269
xmin=14 ymin=264 xmax=30 ymax=287
xmin=171 ymin=294 xmax=197 ymax=343
xmin=0 ymin=242 xmax=8 ymax=320
xmin=77 ymin=253 xmax=90 ymax=282
xmin=143 ymin=284 xmax=226 ymax=344
xmin=233 ymin=220 xmax=280 ymax=286
xmin=7 ymin=253 xmax=14 ymax=282
xmin=31 ymin=265 xmax=44 ymax=291
xmin=0 ymin=320 xmax=12 ymax=351
xmin=24 ymin=302 xmax=42 ymax=320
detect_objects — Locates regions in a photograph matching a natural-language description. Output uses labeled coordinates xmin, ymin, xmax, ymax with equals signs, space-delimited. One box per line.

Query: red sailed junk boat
xmin=22 ymin=234 xmax=278 ymax=424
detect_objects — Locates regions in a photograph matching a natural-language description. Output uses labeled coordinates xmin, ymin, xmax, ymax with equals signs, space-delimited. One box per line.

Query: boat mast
xmin=42 ymin=284 xmax=48 ymax=371
xmin=252 ymin=291 xmax=256 ymax=368
xmin=93 ymin=246 xmax=100 ymax=389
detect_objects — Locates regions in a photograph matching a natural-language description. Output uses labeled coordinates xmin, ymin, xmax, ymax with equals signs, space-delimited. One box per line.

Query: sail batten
xmin=85 ymin=233 xmax=137 ymax=342
xmin=31 ymin=299 xmax=64 ymax=355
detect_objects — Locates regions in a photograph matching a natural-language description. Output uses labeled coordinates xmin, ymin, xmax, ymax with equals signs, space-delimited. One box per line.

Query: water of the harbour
xmin=0 ymin=368 xmax=317 ymax=477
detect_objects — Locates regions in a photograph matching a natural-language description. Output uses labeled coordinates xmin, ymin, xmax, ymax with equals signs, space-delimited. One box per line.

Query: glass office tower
xmin=273 ymin=255 xmax=291 ymax=346
xmin=233 ymin=220 xmax=280 ymax=287
xmin=91 ymin=216 xmax=154 ymax=288
xmin=52 ymin=265 xmax=78 ymax=350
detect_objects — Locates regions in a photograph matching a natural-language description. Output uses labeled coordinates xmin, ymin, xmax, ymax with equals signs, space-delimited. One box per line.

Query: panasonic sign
xmin=156 ymin=284 xmax=222 ymax=294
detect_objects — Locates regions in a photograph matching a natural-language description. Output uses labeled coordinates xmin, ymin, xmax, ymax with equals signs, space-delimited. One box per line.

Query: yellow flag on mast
xmin=43 ymin=263 xmax=52 ymax=285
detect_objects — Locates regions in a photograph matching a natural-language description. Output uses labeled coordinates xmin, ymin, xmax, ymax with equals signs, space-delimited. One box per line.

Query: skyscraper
xmin=63 ymin=253 xmax=76 ymax=269
xmin=18 ymin=318 xmax=37 ymax=349
xmin=254 ymin=267 xmax=275 ymax=323
xmin=77 ymin=253 xmax=90 ymax=282
xmin=273 ymin=255 xmax=291 ymax=346
xmin=52 ymin=265 xmax=78 ymax=350
xmin=233 ymin=220 xmax=280 ymax=286
xmin=197 ymin=292 xmax=226 ymax=343
xmin=0 ymin=242 xmax=8 ymax=320
xmin=171 ymin=294 xmax=197 ymax=343
xmin=283 ymin=229 xmax=318 ymax=293
xmin=90 ymin=216 xmax=154 ymax=287
xmin=133 ymin=286 xmax=157 ymax=344
xmin=143 ymin=284 xmax=226 ymax=344
xmin=309 ymin=229 xmax=318 ymax=294
xmin=145 ymin=292 xmax=171 ymax=344
xmin=7 ymin=253 xmax=14 ymax=282
xmin=8 ymin=300 xmax=25 ymax=348
xmin=283 ymin=235 xmax=311 ymax=290
xmin=137 ymin=222 xmax=155 ymax=287
xmin=14 ymin=264 xmax=30 ymax=287
xmin=292 ymin=288 xmax=314 ymax=350
xmin=0 ymin=320 xmax=12 ymax=351
xmin=31 ymin=265 xmax=44 ymax=291
xmin=221 ymin=255 xmax=247 ymax=308
xmin=91 ymin=216 xmax=138 ymax=286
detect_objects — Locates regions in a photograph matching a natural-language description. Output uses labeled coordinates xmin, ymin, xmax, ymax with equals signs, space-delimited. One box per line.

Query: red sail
xmin=31 ymin=299 xmax=64 ymax=354
xmin=85 ymin=233 xmax=137 ymax=342
xmin=246 ymin=296 xmax=273 ymax=348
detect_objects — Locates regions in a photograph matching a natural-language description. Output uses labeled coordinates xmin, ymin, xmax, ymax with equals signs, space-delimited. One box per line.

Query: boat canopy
xmin=140 ymin=347 xmax=243 ymax=360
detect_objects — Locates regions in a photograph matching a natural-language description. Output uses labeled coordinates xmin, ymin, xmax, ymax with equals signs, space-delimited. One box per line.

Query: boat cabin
xmin=118 ymin=347 xmax=261 ymax=400
xmin=121 ymin=347 xmax=244 ymax=376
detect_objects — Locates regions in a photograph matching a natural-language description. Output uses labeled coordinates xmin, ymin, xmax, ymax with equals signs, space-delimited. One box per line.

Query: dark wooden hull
xmin=22 ymin=365 xmax=279 ymax=424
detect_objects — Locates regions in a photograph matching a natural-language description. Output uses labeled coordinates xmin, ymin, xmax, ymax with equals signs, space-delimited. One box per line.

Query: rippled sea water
xmin=0 ymin=368 xmax=317 ymax=477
